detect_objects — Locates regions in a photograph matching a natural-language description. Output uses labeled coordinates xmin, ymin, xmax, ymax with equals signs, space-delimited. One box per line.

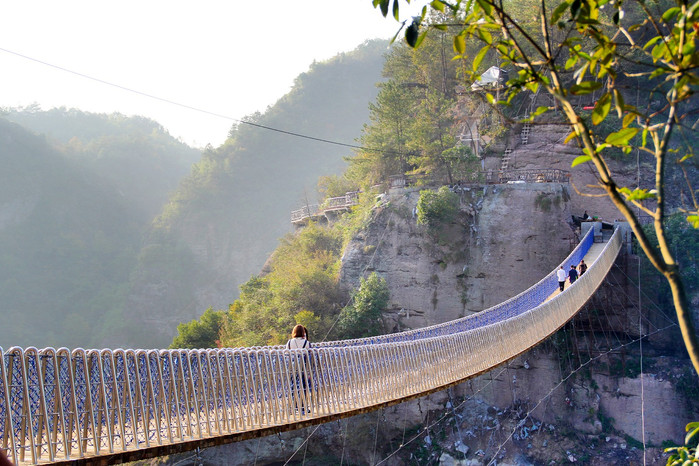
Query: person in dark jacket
xmin=569 ymin=265 xmax=579 ymax=284
xmin=578 ymin=259 xmax=587 ymax=276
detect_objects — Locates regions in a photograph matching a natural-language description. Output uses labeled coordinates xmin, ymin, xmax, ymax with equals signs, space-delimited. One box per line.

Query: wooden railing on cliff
xmin=291 ymin=170 xmax=569 ymax=224
xmin=290 ymin=192 xmax=359 ymax=224
xmin=390 ymin=169 xmax=570 ymax=189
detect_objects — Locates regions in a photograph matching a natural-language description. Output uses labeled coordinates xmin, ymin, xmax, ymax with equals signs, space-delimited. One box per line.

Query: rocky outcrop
xmin=341 ymin=182 xmax=574 ymax=332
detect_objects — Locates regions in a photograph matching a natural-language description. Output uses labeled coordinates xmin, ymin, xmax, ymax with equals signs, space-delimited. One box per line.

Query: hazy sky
xmin=0 ymin=1 xmax=420 ymax=147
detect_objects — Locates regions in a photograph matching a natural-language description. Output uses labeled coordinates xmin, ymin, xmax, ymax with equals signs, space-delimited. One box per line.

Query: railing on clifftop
xmin=389 ymin=169 xmax=570 ymax=189
xmin=290 ymin=192 xmax=359 ymax=224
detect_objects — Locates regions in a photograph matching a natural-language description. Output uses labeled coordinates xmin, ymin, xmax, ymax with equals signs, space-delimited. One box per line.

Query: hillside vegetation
xmin=0 ymin=113 xmax=198 ymax=348
xmin=0 ymin=40 xmax=390 ymax=350
xmin=170 ymin=25 xmax=481 ymax=348
xmin=106 ymin=40 xmax=390 ymax=348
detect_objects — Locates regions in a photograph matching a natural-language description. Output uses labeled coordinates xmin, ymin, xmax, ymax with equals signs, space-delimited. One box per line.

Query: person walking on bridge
xmin=568 ymin=264 xmax=579 ymax=285
xmin=578 ymin=259 xmax=587 ymax=276
xmin=557 ymin=266 xmax=567 ymax=292
xmin=287 ymin=324 xmax=312 ymax=414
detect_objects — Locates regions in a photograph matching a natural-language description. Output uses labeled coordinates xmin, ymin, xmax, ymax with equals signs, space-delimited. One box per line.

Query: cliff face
xmin=341 ymin=183 xmax=574 ymax=331
xmin=335 ymin=183 xmax=696 ymax=465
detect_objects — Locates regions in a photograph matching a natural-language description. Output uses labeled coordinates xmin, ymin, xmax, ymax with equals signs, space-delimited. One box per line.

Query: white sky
xmin=0 ymin=1 xmax=422 ymax=148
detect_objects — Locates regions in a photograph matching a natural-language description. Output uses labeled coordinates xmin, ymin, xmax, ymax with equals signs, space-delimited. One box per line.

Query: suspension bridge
xmin=0 ymin=222 xmax=625 ymax=465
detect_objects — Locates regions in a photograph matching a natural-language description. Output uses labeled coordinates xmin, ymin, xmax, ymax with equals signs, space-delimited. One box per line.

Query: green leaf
xmin=414 ymin=30 xmax=428 ymax=48
xmin=473 ymin=44 xmax=489 ymax=71
xmin=565 ymin=55 xmax=579 ymax=70
xmin=619 ymin=187 xmax=656 ymax=201
xmin=662 ymin=7 xmax=681 ymax=22
xmin=572 ymin=155 xmax=592 ymax=167
xmin=392 ymin=0 xmax=400 ymax=21
xmin=551 ymin=1 xmax=570 ymax=23
xmin=406 ymin=22 xmax=419 ymax=47
xmin=476 ymin=27 xmax=493 ymax=44
xmin=532 ymin=106 xmax=549 ymax=117
xmin=454 ymin=34 xmax=466 ymax=54
xmin=652 ymin=43 xmax=667 ymax=61
xmin=679 ymin=153 xmax=694 ymax=162
xmin=688 ymin=215 xmax=699 ymax=229
xmin=389 ymin=24 xmax=405 ymax=44
xmin=431 ymin=0 xmax=446 ymax=12
xmin=606 ymin=127 xmax=639 ymax=145
xmin=564 ymin=131 xmax=578 ymax=144
xmin=476 ymin=0 xmax=493 ymax=16
xmin=592 ymin=92 xmax=612 ymax=125
xmin=570 ymin=81 xmax=603 ymax=95
xmin=613 ymin=89 xmax=625 ymax=118
xmin=570 ymin=0 xmax=581 ymax=17
xmin=378 ymin=0 xmax=390 ymax=17
xmin=622 ymin=112 xmax=636 ymax=128
xmin=643 ymin=36 xmax=662 ymax=50
xmin=686 ymin=423 xmax=699 ymax=445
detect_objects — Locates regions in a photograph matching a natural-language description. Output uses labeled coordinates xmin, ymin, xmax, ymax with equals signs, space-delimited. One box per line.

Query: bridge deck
xmin=545 ymin=240 xmax=607 ymax=302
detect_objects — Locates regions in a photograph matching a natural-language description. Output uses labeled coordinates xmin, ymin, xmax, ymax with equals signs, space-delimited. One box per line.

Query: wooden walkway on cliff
xmin=291 ymin=169 xmax=569 ymax=225
xmin=290 ymin=192 xmax=360 ymax=225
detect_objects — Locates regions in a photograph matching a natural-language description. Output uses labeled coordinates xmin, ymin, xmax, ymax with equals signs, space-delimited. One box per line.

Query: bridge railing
xmin=0 ymin=228 xmax=621 ymax=465
xmin=304 ymin=226 xmax=594 ymax=349
xmin=290 ymin=192 xmax=360 ymax=223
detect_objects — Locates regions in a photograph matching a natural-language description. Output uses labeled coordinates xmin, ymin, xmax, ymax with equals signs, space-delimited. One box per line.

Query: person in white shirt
xmin=286 ymin=324 xmax=310 ymax=349
xmin=286 ymin=324 xmax=311 ymax=413
xmin=557 ymin=266 xmax=567 ymax=292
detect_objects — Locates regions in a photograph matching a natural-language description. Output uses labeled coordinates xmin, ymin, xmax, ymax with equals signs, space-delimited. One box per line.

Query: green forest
xmin=170 ymin=18 xmax=515 ymax=348
xmin=2 ymin=2 xmax=697 ymax=353
xmin=0 ymin=112 xmax=198 ymax=348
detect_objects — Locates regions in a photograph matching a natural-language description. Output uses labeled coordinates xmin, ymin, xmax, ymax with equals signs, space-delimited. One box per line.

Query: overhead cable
xmin=0 ymin=46 xmax=397 ymax=154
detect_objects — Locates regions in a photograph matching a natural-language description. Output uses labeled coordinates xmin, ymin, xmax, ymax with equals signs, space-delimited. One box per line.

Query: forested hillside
xmin=2 ymin=107 xmax=198 ymax=220
xmin=0 ymin=40 xmax=388 ymax=350
xmin=0 ymin=113 xmax=198 ymax=348
xmin=108 ymin=40 xmax=389 ymax=348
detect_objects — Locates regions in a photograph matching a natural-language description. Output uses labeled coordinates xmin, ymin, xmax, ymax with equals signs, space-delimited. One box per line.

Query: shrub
xmin=170 ymin=307 xmax=224 ymax=349
xmin=416 ymin=186 xmax=459 ymax=230
xmin=336 ymin=272 xmax=390 ymax=339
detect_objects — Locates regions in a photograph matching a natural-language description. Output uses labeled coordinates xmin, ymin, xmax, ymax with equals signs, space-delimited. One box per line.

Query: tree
xmin=170 ymin=307 xmax=224 ymax=349
xmin=218 ymin=223 xmax=346 ymax=347
xmin=371 ymin=0 xmax=699 ymax=375
xmin=350 ymin=81 xmax=419 ymax=186
xmin=337 ymin=272 xmax=390 ymax=339
xmin=416 ymin=186 xmax=460 ymax=230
